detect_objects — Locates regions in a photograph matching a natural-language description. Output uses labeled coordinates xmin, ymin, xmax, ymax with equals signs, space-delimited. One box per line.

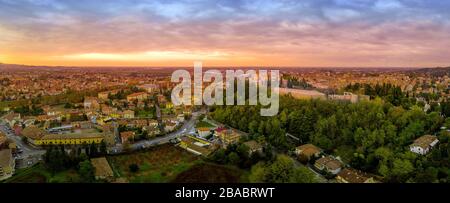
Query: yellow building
xmin=34 ymin=133 xmax=104 ymax=145
xmin=214 ymin=127 xmax=241 ymax=147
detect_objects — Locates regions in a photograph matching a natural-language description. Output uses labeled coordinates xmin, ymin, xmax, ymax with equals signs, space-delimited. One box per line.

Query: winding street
xmin=0 ymin=122 xmax=46 ymax=169
xmin=108 ymin=111 xmax=201 ymax=154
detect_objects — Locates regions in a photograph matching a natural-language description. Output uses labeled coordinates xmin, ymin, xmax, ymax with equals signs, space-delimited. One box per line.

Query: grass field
xmin=196 ymin=121 xmax=215 ymax=128
xmin=107 ymin=144 xmax=201 ymax=183
xmin=3 ymin=163 xmax=82 ymax=183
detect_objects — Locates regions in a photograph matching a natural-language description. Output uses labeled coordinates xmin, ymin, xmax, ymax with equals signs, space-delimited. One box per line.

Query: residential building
xmin=177 ymin=114 xmax=185 ymax=122
xmin=243 ymin=140 xmax=263 ymax=155
xmin=126 ymin=92 xmax=148 ymax=102
xmin=214 ymin=127 xmax=241 ymax=147
xmin=410 ymin=135 xmax=439 ymax=155
xmin=314 ymin=156 xmax=343 ymax=175
xmin=336 ymin=168 xmax=376 ymax=183
xmin=179 ymin=135 xmax=215 ymax=156
xmin=120 ymin=131 xmax=135 ymax=144
xmin=295 ymin=144 xmax=322 ymax=161
xmin=98 ymin=90 xmax=118 ymax=100
xmin=1 ymin=112 xmax=21 ymax=127
xmin=197 ymin=127 xmax=212 ymax=138
xmin=122 ymin=110 xmax=135 ymax=119
xmin=84 ymin=97 xmax=100 ymax=110
xmin=138 ymin=84 xmax=159 ymax=93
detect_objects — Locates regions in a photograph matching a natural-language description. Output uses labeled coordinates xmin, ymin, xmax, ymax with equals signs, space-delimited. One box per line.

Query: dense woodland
xmin=210 ymin=93 xmax=450 ymax=183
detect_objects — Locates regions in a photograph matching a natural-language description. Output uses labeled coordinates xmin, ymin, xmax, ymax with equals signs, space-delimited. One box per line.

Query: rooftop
xmin=315 ymin=156 xmax=342 ymax=170
xmin=297 ymin=144 xmax=322 ymax=157
xmin=337 ymin=168 xmax=373 ymax=183
xmin=411 ymin=135 xmax=439 ymax=149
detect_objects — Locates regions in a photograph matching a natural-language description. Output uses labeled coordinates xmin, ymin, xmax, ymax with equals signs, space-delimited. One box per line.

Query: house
xmin=164 ymin=121 xmax=177 ymax=132
xmin=101 ymin=105 xmax=117 ymax=115
xmin=1 ymin=112 xmax=21 ymax=127
xmin=84 ymin=97 xmax=100 ymax=110
xmin=91 ymin=157 xmax=114 ymax=181
xmin=143 ymin=125 xmax=160 ymax=137
xmin=314 ymin=156 xmax=343 ymax=175
xmin=243 ymin=140 xmax=263 ymax=155
xmin=336 ymin=168 xmax=376 ymax=183
xmin=23 ymin=116 xmax=36 ymax=127
xmin=120 ymin=131 xmax=135 ymax=144
xmin=138 ymin=84 xmax=159 ymax=93
xmin=0 ymin=149 xmax=15 ymax=181
xmin=72 ymin=121 xmax=92 ymax=129
xmin=157 ymin=94 xmax=167 ymax=104
xmin=295 ymin=144 xmax=322 ymax=161
xmin=128 ymin=119 xmax=148 ymax=128
xmin=122 ymin=110 xmax=135 ymax=119
xmin=177 ymin=114 xmax=185 ymax=122
xmin=148 ymin=119 xmax=159 ymax=127
xmin=179 ymin=135 xmax=216 ymax=156
xmin=214 ymin=127 xmax=241 ymax=147
xmin=410 ymin=135 xmax=439 ymax=155
xmin=126 ymin=92 xmax=148 ymax=102
xmin=98 ymin=90 xmax=118 ymax=100
xmin=197 ymin=127 xmax=212 ymax=138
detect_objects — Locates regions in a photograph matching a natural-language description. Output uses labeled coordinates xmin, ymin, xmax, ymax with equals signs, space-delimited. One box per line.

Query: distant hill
xmin=408 ymin=66 xmax=450 ymax=76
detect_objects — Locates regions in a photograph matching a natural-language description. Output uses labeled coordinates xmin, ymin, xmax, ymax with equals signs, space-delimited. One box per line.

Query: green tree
xmin=248 ymin=162 xmax=267 ymax=183
xmin=227 ymin=152 xmax=240 ymax=165
xmin=290 ymin=166 xmax=317 ymax=183
xmin=78 ymin=160 xmax=95 ymax=182
xmin=129 ymin=163 xmax=140 ymax=173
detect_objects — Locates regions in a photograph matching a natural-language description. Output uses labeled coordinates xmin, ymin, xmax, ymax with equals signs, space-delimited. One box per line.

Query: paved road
xmin=109 ymin=111 xmax=201 ymax=154
xmin=0 ymin=122 xmax=46 ymax=168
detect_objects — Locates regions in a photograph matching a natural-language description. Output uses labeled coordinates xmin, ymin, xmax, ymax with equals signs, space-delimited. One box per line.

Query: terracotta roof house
xmin=120 ymin=131 xmax=135 ymax=144
xmin=314 ymin=156 xmax=343 ymax=175
xmin=126 ymin=92 xmax=148 ymax=102
xmin=336 ymin=168 xmax=376 ymax=183
xmin=295 ymin=144 xmax=322 ymax=161
xmin=197 ymin=127 xmax=212 ymax=138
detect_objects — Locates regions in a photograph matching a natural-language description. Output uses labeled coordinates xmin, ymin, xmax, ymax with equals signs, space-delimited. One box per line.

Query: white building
xmin=410 ymin=135 xmax=439 ymax=155
xmin=197 ymin=127 xmax=212 ymax=138
xmin=278 ymin=88 xmax=326 ymax=100
xmin=138 ymin=84 xmax=159 ymax=93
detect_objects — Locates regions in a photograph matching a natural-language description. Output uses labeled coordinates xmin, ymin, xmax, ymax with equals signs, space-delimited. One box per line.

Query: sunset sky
xmin=1 ymin=0 xmax=450 ymax=67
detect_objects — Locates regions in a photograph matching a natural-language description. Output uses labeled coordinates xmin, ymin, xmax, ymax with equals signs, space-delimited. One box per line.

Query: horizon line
xmin=0 ymin=62 xmax=440 ymax=69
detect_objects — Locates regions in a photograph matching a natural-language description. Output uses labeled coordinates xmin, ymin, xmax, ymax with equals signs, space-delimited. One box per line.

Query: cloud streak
xmin=0 ymin=0 xmax=449 ymax=67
